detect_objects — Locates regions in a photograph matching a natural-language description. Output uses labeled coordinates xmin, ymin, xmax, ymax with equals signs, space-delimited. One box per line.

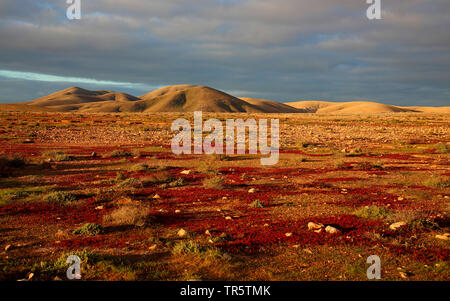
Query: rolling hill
xmin=19 ymin=85 xmax=302 ymax=113
xmin=1 ymin=85 xmax=448 ymax=114
xmin=285 ymin=100 xmax=450 ymax=114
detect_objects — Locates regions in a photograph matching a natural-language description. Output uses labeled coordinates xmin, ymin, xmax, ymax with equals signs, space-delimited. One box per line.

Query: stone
xmin=5 ymin=244 xmax=11 ymax=252
xmin=389 ymin=221 xmax=407 ymax=231
xmin=308 ymin=222 xmax=324 ymax=231
xmin=248 ymin=188 xmax=256 ymax=193
xmin=95 ymin=205 xmax=104 ymax=210
xmin=153 ymin=194 xmax=161 ymax=199
xmin=180 ymin=170 xmax=191 ymax=175
xmin=285 ymin=233 xmax=293 ymax=237
xmin=325 ymin=226 xmax=340 ymax=234
xmin=225 ymin=216 xmax=232 ymax=220
xmin=175 ymin=209 xmax=181 ymax=213
xmin=435 ymin=233 xmax=450 ymax=241
xmin=177 ymin=229 xmax=188 ymax=238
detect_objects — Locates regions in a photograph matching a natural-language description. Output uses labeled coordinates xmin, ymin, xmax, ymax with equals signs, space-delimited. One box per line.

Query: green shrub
xmin=44 ymin=191 xmax=77 ymax=203
xmin=202 ymin=176 xmax=224 ymax=189
xmin=172 ymin=240 xmax=202 ymax=255
xmin=0 ymin=156 xmax=26 ymax=177
xmin=423 ymin=177 xmax=450 ymax=189
xmin=117 ymin=178 xmax=143 ymax=188
xmin=250 ymin=200 xmax=264 ymax=208
xmin=435 ymin=144 xmax=449 ymax=154
xmin=169 ymin=177 xmax=186 ymax=187
xmin=104 ymin=150 xmax=133 ymax=158
xmin=142 ymin=173 xmax=174 ymax=186
xmin=42 ymin=150 xmax=73 ymax=162
xmin=130 ymin=163 xmax=149 ymax=172
xmin=354 ymin=206 xmax=390 ymax=219
xmin=73 ymin=223 xmax=104 ymax=236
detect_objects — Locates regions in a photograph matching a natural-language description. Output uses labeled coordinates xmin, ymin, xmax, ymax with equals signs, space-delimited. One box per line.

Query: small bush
xmin=295 ymin=156 xmax=307 ymax=163
xmin=169 ymin=177 xmax=186 ymax=187
xmin=196 ymin=161 xmax=219 ymax=175
xmin=172 ymin=240 xmax=202 ymax=255
xmin=142 ymin=172 xmax=174 ymax=186
xmin=104 ymin=150 xmax=133 ymax=158
xmin=73 ymin=223 xmax=104 ymax=236
xmin=103 ymin=204 xmax=150 ymax=227
xmin=435 ymin=144 xmax=449 ymax=154
xmin=115 ymin=172 xmax=127 ymax=182
xmin=0 ymin=156 xmax=26 ymax=177
xmin=354 ymin=162 xmax=383 ymax=170
xmin=117 ymin=178 xmax=143 ymax=188
xmin=354 ymin=206 xmax=390 ymax=219
xmin=423 ymin=177 xmax=450 ymax=189
xmin=299 ymin=142 xmax=317 ymax=148
xmin=250 ymin=200 xmax=264 ymax=208
xmin=202 ymin=176 xmax=224 ymax=189
xmin=130 ymin=163 xmax=149 ymax=172
xmin=42 ymin=150 xmax=73 ymax=162
xmin=44 ymin=191 xmax=77 ymax=203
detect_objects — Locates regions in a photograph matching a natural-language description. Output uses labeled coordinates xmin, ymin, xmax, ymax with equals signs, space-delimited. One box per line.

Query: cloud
xmin=0 ymin=0 xmax=449 ymax=106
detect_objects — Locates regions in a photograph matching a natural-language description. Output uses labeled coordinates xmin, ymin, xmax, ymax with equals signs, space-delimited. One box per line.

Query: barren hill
xmin=139 ymin=85 xmax=299 ymax=113
xmin=240 ymin=97 xmax=303 ymax=113
xmin=284 ymin=100 xmax=446 ymax=114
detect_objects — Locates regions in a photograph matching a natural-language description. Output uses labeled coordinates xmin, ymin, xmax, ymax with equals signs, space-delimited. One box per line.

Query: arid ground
xmin=0 ymin=111 xmax=448 ymax=281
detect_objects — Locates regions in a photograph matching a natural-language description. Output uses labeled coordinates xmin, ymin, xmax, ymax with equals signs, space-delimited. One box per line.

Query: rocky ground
xmin=0 ymin=111 xmax=448 ymax=281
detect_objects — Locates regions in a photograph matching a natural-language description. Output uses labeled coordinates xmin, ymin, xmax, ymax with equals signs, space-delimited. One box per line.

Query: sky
xmin=0 ymin=0 xmax=449 ymax=106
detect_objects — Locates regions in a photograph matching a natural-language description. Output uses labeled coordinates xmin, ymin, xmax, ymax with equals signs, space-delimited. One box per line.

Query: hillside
xmin=284 ymin=100 xmax=446 ymax=114
xmin=139 ymin=85 xmax=302 ymax=113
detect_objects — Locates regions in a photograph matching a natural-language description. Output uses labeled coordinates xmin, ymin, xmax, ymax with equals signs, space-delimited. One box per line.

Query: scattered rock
xmin=153 ymin=194 xmax=161 ymax=199
xmin=399 ymin=271 xmax=409 ymax=279
xmin=303 ymin=248 xmax=313 ymax=254
xmin=91 ymin=152 xmax=97 ymax=157
xmin=5 ymin=244 xmax=12 ymax=252
xmin=435 ymin=233 xmax=450 ymax=241
xmin=285 ymin=232 xmax=293 ymax=237
xmin=95 ymin=205 xmax=104 ymax=210
xmin=180 ymin=170 xmax=191 ymax=175
xmin=308 ymin=222 xmax=324 ymax=231
xmin=149 ymin=244 xmax=157 ymax=250
xmin=205 ymin=230 xmax=211 ymax=236
xmin=177 ymin=229 xmax=188 ymax=238
xmin=389 ymin=221 xmax=407 ymax=231
xmin=175 ymin=209 xmax=181 ymax=213
xmin=325 ymin=226 xmax=340 ymax=234
xmin=225 ymin=216 xmax=232 ymax=220
xmin=248 ymin=188 xmax=256 ymax=193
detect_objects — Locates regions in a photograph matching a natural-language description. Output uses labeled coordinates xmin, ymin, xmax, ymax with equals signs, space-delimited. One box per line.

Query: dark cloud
xmin=0 ymin=0 xmax=449 ymax=106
